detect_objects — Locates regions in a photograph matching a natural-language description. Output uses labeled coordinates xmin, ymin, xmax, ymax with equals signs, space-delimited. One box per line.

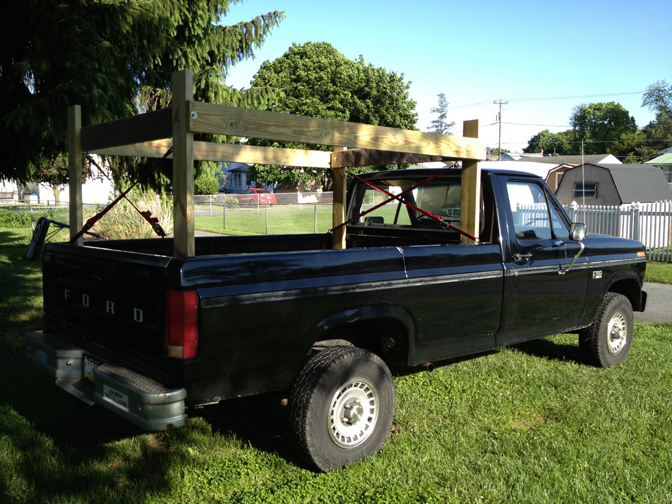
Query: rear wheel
xmin=289 ymin=346 xmax=395 ymax=472
xmin=579 ymin=292 xmax=633 ymax=367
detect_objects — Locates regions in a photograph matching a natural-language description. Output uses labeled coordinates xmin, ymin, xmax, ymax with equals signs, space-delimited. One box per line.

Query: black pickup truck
xmin=26 ymin=168 xmax=647 ymax=471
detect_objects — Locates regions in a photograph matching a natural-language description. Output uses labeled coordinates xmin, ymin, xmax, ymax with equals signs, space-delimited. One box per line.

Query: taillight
xmin=165 ymin=290 xmax=199 ymax=359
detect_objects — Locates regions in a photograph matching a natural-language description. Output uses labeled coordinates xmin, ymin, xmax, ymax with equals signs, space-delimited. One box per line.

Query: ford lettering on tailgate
xmin=58 ymin=283 xmax=159 ymax=331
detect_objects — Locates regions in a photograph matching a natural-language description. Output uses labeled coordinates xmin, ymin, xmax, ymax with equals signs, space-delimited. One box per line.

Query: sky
xmin=222 ymin=0 xmax=672 ymax=153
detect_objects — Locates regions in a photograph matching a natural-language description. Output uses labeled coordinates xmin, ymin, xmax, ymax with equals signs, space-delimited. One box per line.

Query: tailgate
xmin=42 ymin=243 xmax=174 ymax=359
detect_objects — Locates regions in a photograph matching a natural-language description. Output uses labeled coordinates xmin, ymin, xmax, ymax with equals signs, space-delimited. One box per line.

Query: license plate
xmin=83 ymin=355 xmax=103 ymax=382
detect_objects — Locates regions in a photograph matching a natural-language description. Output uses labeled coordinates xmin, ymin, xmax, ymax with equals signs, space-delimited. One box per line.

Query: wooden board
xmin=460 ymin=120 xmax=481 ymax=244
xmin=81 ymin=108 xmax=172 ymax=152
xmin=171 ymin=71 xmax=195 ymax=257
xmin=188 ymin=102 xmax=486 ymax=160
xmin=91 ymin=140 xmax=332 ymax=167
xmin=333 ymin=148 xmax=456 ymax=168
xmin=67 ymin=105 xmax=83 ymax=246
xmin=331 ymin=148 xmax=347 ymax=250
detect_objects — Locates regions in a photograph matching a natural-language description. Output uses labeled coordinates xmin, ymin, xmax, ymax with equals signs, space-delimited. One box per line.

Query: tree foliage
xmin=639 ymin=80 xmax=672 ymax=158
xmin=247 ymin=42 xmax=418 ymax=189
xmin=0 ymin=0 xmax=284 ymax=185
xmin=569 ymin=102 xmax=637 ymax=155
xmin=428 ymin=93 xmax=455 ymax=135
xmin=523 ymin=129 xmax=574 ymax=155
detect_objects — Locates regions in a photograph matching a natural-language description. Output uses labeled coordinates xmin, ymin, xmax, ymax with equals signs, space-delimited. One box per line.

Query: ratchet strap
xmin=69 ymin=151 xmax=172 ymax=244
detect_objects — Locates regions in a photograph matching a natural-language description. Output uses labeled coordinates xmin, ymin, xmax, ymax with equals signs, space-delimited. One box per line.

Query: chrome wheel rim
xmin=607 ymin=311 xmax=628 ymax=355
xmin=328 ymin=378 xmax=378 ymax=448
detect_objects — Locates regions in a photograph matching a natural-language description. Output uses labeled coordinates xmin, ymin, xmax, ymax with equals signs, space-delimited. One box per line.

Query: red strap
xmin=70 ymin=152 xmax=172 ymax=243
xmin=331 ymin=170 xmax=478 ymax=243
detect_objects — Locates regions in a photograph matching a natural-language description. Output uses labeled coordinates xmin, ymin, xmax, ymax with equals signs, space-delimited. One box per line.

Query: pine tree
xmin=0 ymin=0 xmax=284 ymax=183
xmin=428 ymin=93 xmax=455 ymax=135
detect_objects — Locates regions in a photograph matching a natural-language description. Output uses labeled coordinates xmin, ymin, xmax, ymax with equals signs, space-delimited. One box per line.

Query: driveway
xmin=635 ymin=282 xmax=672 ymax=323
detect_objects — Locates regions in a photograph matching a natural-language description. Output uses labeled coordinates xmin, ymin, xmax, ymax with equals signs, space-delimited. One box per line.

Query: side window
xmin=506 ymin=181 xmax=569 ymax=241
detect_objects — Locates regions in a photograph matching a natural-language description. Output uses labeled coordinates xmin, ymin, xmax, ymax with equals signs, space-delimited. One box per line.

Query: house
xmin=645 ymin=152 xmax=672 ymax=188
xmin=0 ymin=167 xmax=113 ymax=205
xmin=219 ymin=162 xmax=274 ymax=193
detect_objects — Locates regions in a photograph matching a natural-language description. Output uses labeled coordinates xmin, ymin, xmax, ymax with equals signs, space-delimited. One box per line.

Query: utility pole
xmin=493 ymin=100 xmax=508 ymax=161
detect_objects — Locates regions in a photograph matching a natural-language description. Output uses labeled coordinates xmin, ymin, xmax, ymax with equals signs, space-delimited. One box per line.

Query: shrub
xmin=0 ymin=209 xmax=31 ymax=228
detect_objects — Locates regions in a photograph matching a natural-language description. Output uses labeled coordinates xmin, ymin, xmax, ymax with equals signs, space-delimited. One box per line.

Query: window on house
xmin=573 ymin=182 xmax=598 ymax=198
xmin=663 ymin=166 xmax=672 ymax=183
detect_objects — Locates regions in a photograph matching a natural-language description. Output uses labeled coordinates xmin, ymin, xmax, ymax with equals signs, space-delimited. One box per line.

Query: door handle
xmin=513 ymin=252 xmax=533 ymax=262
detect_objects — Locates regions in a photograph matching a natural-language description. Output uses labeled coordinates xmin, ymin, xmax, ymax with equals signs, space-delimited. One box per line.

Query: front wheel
xmin=579 ymin=292 xmax=634 ymax=367
xmin=289 ymin=346 xmax=396 ymax=472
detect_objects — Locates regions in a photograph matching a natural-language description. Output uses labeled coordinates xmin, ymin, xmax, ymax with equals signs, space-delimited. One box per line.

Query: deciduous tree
xmin=523 ymin=129 xmax=574 ymax=155
xmin=569 ymin=102 xmax=637 ymax=155
xmin=640 ymin=80 xmax=672 ymax=158
xmin=247 ymin=42 xmax=418 ymax=189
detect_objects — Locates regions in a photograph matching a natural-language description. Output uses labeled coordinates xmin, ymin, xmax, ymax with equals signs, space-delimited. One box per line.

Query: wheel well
xmin=608 ymin=278 xmax=643 ymax=311
xmin=312 ymin=317 xmax=409 ymax=365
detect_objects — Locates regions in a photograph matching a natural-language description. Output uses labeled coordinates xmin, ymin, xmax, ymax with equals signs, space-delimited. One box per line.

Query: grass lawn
xmin=2 ymin=231 xmax=672 ymax=503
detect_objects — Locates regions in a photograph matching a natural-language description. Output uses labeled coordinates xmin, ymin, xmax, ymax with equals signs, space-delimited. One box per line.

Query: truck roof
xmin=358 ymin=167 xmax=543 ymax=181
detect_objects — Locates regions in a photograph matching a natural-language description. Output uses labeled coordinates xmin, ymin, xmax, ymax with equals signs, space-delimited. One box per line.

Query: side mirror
xmin=570 ymin=223 xmax=586 ymax=242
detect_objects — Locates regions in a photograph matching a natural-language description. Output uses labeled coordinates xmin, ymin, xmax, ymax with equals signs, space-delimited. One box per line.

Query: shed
xmin=555 ymin=163 xmax=672 ymax=206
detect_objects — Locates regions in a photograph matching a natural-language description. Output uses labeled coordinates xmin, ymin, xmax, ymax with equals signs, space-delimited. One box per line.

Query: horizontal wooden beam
xmin=81 ymin=107 xmax=173 ymax=152
xmin=193 ymin=142 xmax=331 ymax=167
xmin=188 ymin=102 xmax=486 ymax=160
xmin=90 ymin=140 xmax=332 ymax=167
xmin=333 ymin=149 xmax=456 ymax=168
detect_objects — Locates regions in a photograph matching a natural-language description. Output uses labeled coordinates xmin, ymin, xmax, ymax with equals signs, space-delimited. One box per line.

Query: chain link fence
xmin=0 ymin=204 xmax=75 ymax=246
xmin=193 ymin=192 xmax=335 ymax=235
xmin=1 ymin=192 xmax=336 ymax=247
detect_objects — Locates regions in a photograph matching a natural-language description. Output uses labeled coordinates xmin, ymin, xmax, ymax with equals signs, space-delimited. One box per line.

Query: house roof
xmin=517 ymin=154 xmax=620 ymax=165
xmin=646 ymin=153 xmax=672 ymax=166
xmin=583 ymin=163 xmax=672 ymax=203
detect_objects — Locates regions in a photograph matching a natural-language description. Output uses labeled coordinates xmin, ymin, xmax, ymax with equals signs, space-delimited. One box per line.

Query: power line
xmin=443 ymin=90 xmax=646 ymax=111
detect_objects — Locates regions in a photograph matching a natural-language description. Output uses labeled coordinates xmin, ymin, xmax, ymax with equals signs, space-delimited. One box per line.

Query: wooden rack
xmin=68 ymin=70 xmax=486 ymax=257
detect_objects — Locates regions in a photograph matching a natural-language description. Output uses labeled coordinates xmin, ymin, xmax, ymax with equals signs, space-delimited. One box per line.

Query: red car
xmin=235 ymin=188 xmax=277 ymax=205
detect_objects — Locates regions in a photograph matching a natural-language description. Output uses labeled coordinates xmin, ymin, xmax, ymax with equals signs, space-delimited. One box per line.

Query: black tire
xmin=579 ymin=292 xmax=633 ymax=368
xmin=289 ymin=346 xmax=396 ymax=472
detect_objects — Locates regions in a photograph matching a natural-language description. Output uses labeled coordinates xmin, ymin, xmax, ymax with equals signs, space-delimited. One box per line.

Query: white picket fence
xmin=564 ymin=201 xmax=672 ymax=262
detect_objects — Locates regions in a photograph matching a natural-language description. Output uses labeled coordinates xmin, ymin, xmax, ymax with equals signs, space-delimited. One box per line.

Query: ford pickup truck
xmin=25 ymin=168 xmax=647 ymax=472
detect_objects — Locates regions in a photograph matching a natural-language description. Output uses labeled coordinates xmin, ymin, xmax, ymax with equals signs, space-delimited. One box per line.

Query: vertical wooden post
xmin=172 ymin=70 xmax=195 ymax=257
xmin=460 ymin=119 xmax=480 ymax=244
xmin=67 ymin=105 xmax=83 ymax=246
xmin=331 ymin=147 xmax=347 ymax=250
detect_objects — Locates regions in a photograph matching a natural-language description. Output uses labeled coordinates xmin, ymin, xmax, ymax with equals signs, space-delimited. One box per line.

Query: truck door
xmin=496 ymin=177 xmax=589 ymax=346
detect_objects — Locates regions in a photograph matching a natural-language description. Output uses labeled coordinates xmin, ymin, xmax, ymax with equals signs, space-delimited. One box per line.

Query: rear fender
xmin=308 ymin=305 xmax=416 ymax=362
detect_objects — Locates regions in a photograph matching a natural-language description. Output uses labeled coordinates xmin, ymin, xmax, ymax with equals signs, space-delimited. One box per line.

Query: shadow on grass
xmin=194 ymin=391 xmax=303 ymax=467
xmin=511 ymin=335 xmax=584 ymax=365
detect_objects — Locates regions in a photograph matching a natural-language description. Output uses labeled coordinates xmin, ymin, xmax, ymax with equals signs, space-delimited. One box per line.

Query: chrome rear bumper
xmin=25 ymin=331 xmax=187 ymax=431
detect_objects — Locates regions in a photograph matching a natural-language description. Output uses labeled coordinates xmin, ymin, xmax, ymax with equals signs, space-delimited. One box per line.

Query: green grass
xmin=195 ymin=207 xmax=334 ymax=236
xmin=644 ymin=261 xmax=672 ymax=284
xmin=2 ymin=240 xmax=672 ymax=502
